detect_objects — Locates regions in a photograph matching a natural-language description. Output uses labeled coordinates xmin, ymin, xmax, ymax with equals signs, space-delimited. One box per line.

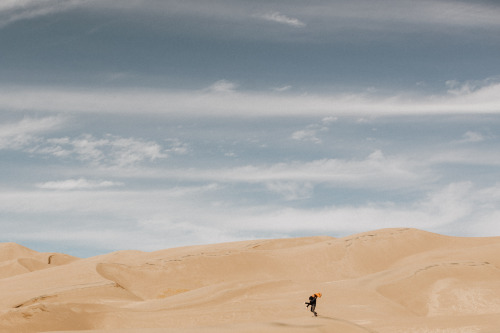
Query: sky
xmin=1 ymin=0 xmax=500 ymax=257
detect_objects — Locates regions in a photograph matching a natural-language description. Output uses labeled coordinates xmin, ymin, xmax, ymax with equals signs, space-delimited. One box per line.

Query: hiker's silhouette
xmin=305 ymin=293 xmax=321 ymax=316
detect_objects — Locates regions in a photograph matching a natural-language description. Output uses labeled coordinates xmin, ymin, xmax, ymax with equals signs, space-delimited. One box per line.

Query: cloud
xmin=0 ymin=0 xmax=88 ymax=28
xmin=446 ymin=78 xmax=500 ymax=96
xmin=222 ymin=182 xmax=500 ymax=238
xmin=291 ymin=129 xmax=322 ymax=144
xmin=3 ymin=176 xmax=500 ymax=255
xmin=272 ymin=86 xmax=292 ymax=92
xmin=153 ymin=150 xmax=432 ymax=191
xmin=0 ymin=184 xmax=221 ymax=216
xmin=291 ymin=127 xmax=325 ymax=144
xmin=2 ymin=82 xmax=500 ymax=117
xmin=18 ymin=134 xmax=168 ymax=167
xmin=259 ymin=11 xmax=306 ymax=27
xmin=446 ymin=80 xmax=474 ymax=96
xmin=291 ymin=117 xmax=336 ymax=144
xmin=206 ymin=80 xmax=238 ymax=93
xmin=93 ymin=1 xmax=500 ymax=32
xmin=300 ymin=0 xmax=500 ymax=31
xmin=0 ymin=116 xmax=66 ymax=150
xmin=164 ymin=138 xmax=189 ymax=155
xmin=265 ymin=181 xmax=314 ymax=201
xmin=459 ymin=131 xmax=485 ymax=143
xmin=421 ymin=0 xmax=500 ymax=28
xmin=36 ymin=178 xmax=123 ymax=190
xmin=321 ymin=116 xmax=338 ymax=124
xmin=429 ymin=148 xmax=500 ymax=167
xmin=4 ymin=1 xmax=499 ymax=45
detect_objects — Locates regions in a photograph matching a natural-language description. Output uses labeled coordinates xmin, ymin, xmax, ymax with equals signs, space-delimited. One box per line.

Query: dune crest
xmin=2 ymin=228 xmax=500 ymax=332
xmin=0 ymin=243 xmax=78 ymax=279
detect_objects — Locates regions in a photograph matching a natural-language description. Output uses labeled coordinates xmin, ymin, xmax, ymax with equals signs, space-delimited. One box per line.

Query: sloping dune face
xmin=1 ymin=229 xmax=500 ymax=333
xmin=0 ymin=243 xmax=78 ymax=279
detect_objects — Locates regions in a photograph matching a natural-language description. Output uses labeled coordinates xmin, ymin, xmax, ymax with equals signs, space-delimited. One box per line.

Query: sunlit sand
xmin=2 ymin=228 xmax=500 ymax=332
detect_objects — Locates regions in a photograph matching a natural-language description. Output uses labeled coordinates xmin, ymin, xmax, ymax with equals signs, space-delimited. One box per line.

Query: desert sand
xmin=1 ymin=228 xmax=500 ymax=333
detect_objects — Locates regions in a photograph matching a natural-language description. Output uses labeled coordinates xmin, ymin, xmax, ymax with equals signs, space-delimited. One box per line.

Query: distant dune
xmin=2 ymin=228 xmax=500 ymax=332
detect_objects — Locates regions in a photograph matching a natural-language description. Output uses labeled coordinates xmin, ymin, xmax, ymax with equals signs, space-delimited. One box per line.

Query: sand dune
xmin=2 ymin=228 xmax=500 ymax=332
xmin=0 ymin=243 xmax=78 ymax=280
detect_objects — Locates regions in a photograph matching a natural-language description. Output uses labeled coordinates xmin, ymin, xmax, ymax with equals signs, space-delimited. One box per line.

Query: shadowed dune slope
xmin=2 ymin=228 xmax=500 ymax=333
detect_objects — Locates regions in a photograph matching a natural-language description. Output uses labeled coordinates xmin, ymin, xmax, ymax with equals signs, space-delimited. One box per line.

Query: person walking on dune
xmin=305 ymin=293 xmax=321 ymax=316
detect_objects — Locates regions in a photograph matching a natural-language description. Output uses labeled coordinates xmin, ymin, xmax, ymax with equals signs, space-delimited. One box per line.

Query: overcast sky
xmin=1 ymin=0 xmax=500 ymax=257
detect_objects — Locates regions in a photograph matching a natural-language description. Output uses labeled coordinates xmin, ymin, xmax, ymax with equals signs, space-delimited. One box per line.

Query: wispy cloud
xmin=297 ymin=0 xmax=500 ymax=31
xmin=265 ymin=181 xmax=314 ymax=201
xmin=421 ymin=1 xmax=500 ymax=28
xmin=206 ymin=80 xmax=238 ymax=93
xmin=35 ymin=134 xmax=167 ymax=167
xmin=2 ymin=131 xmax=169 ymax=168
xmin=272 ymin=85 xmax=292 ymax=92
xmin=458 ymin=131 xmax=485 ymax=143
xmin=259 ymin=11 xmax=306 ymax=28
xmin=0 ymin=116 xmax=66 ymax=149
xmin=164 ymin=138 xmax=189 ymax=155
xmin=0 ymin=0 xmax=87 ymax=28
xmin=291 ymin=117 xmax=337 ymax=144
xmin=291 ymin=128 xmax=323 ymax=144
xmin=36 ymin=178 xmax=123 ymax=190
xmin=446 ymin=78 xmax=500 ymax=96
xmin=154 ymin=150 xmax=432 ymax=191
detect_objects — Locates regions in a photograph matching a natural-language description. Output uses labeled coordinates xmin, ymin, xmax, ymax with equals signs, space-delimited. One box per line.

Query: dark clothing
xmin=305 ymin=296 xmax=318 ymax=316
xmin=310 ymin=302 xmax=316 ymax=314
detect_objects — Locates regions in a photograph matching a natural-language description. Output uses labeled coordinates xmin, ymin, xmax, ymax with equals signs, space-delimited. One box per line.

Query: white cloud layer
xmin=3 ymin=181 xmax=500 ymax=255
xmin=1 ymin=82 xmax=500 ymax=117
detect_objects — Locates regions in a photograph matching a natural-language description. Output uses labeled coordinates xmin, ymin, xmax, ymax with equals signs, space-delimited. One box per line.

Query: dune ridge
xmin=1 ymin=228 xmax=500 ymax=332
